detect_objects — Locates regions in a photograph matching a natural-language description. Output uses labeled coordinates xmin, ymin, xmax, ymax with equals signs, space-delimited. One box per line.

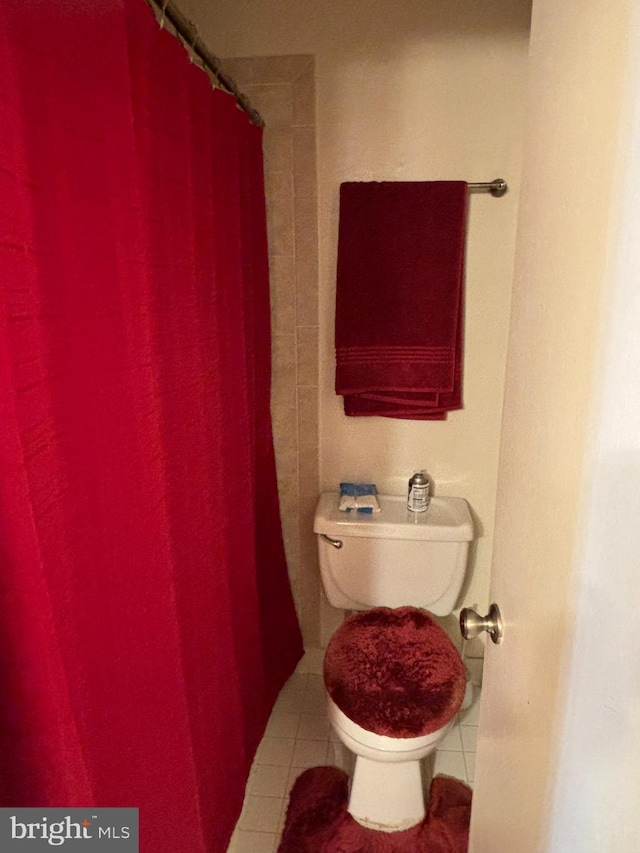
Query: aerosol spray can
xmin=408 ymin=470 xmax=430 ymax=513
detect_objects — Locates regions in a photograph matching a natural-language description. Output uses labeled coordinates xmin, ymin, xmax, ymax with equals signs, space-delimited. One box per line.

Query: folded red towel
xmin=343 ymin=396 xmax=448 ymax=420
xmin=335 ymin=181 xmax=468 ymax=419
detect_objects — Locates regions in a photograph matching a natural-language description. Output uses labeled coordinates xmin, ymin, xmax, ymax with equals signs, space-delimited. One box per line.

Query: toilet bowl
xmin=323 ymin=605 xmax=466 ymax=831
xmin=314 ymin=491 xmax=474 ymax=832
xmin=327 ymin=694 xmax=453 ymax=831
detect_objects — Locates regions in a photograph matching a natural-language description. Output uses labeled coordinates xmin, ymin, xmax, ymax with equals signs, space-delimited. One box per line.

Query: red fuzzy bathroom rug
xmin=277 ymin=767 xmax=472 ymax=852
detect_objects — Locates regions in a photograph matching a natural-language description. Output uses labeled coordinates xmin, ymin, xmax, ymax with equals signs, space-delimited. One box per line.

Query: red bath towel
xmin=335 ymin=181 xmax=468 ymax=419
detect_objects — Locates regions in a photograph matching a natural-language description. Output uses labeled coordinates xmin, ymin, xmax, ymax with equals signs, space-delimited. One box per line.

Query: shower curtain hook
xmin=159 ymin=0 xmax=169 ymax=30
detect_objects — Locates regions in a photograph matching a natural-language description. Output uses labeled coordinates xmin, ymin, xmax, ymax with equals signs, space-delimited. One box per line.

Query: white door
xmin=468 ymin=1 xmax=640 ymax=850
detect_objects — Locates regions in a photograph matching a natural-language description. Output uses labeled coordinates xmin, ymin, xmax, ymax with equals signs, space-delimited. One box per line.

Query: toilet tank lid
xmin=313 ymin=492 xmax=473 ymax=542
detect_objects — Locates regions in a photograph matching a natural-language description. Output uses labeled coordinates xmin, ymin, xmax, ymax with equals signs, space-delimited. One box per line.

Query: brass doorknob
xmin=460 ymin=603 xmax=503 ymax=645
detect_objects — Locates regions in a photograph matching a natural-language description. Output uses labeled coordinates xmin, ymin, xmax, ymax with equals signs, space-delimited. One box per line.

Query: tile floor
xmin=226 ymin=649 xmax=482 ymax=853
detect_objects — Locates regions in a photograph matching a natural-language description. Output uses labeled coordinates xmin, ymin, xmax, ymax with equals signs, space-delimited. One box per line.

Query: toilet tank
xmin=313 ymin=491 xmax=474 ymax=616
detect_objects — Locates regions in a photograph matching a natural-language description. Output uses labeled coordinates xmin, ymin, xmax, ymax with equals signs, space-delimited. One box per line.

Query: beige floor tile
xmin=232 ymin=829 xmax=277 ymax=853
xmin=256 ymin=737 xmax=295 ymax=767
xmin=265 ymin=710 xmax=300 ymax=738
xmin=291 ymin=738 xmax=330 ymax=768
xmin=433 ymin=749 xmax=467 ymax=782
xmin=240 ymin=795 xmax=283 ymax=833
xmin=296 ymin=714 xmax=330 ymax=741
xmin=464 ymin=751 xmax=476 ymax=783
xmin=439 ymin=723 xmax=463 ymax=751
xmin=250 ymin=764 xmax=291 ymax=798
xmin=460 ymin=725 xmax=478 ymax=752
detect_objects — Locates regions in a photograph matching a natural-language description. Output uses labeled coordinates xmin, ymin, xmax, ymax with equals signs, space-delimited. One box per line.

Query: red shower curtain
xmin=0 ymin=1 xmax=303 ymax=850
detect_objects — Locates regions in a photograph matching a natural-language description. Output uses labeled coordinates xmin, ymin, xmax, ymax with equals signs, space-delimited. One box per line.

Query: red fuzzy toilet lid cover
xmin=324 ymin=607 xmax=466 ymax=738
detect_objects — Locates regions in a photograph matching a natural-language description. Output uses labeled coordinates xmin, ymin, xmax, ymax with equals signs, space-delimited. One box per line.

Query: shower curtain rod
xmin=468 ymin=179 xmax=508 ymax=197
xmin=145 ymin=0 xmax=264 ymax=128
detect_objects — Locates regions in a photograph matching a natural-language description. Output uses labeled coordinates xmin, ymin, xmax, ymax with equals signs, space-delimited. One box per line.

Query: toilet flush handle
xmin=320 ymin=533 xmax=343 ymax=549
xmin=460 ymin=603 xmax=503 ymax=645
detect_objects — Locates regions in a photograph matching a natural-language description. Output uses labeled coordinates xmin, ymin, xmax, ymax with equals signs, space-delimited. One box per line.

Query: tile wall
xmin=221 ymin=55 xmax=321 ymax=646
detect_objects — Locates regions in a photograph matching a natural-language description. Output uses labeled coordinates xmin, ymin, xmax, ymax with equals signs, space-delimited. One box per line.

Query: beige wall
xmin=216 ymin=55 xmax=321 ymax=647
xmin=178 ymin=0 xmax=531 ymax=640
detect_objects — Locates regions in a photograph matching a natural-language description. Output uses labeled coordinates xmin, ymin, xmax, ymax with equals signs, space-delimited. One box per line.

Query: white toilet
xmin=314 ymin=490 xmax=474 ymax=833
